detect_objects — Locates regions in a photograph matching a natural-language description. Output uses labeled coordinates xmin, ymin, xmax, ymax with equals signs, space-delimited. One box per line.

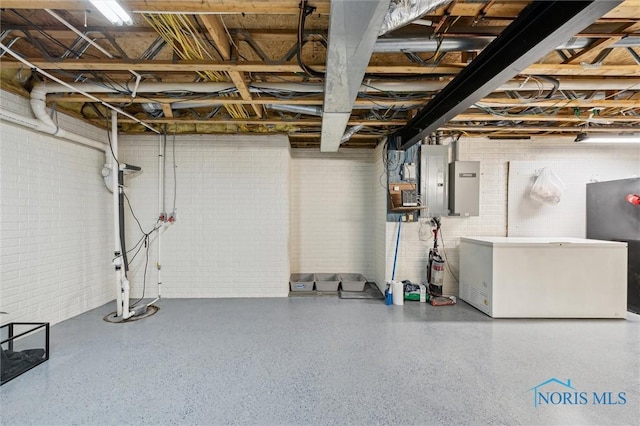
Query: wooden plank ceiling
xmin=1 ymin=0 xmax=639 ymax=148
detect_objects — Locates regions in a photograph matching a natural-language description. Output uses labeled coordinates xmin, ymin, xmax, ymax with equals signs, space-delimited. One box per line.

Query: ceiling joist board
xmin=199 ymin=14 xmax=231 ymax=61
xmin=98 ymin=118 xmax=405 ymax=126
xmin=161 ymin=103 xmax=174 ymax=118
xmin=46 ymin=95 xmax=640 ymax=110
xmin=6 ymin=60 xmax=640 ymax=76
xmin=563 ymin=36 xmax=624 ymax=64
xmin=451 ymin=113 xmax=639 ymax=122
xmin=442 ymin=125 xmax=640 ymax=132
xmin=0 ymin=1 xmax=331 ymax=14
xmin=46 ymin=95 xmax=430 ymax=107
xmin=228 ymin=71 xmax=263 ymax=118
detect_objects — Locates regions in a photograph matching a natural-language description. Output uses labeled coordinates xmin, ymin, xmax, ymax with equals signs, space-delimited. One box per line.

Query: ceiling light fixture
xmin=574 ymin=133 xmax=640 ymax=144
xmin=90 ymin=0 xmax=133 ymax=26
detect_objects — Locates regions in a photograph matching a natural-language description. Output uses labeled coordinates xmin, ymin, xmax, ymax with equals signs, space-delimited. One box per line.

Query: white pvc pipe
xmin=31 ymin=79 xmax=640 ymax=100
xmin=0 ymin=107 xmax=106 ymax=150
xmin=122 ymin=276 xmax=134 ymax=320
xmin=0 ymin=42 xmax=159 ymax=134
xmin=111 ymin=110 xmax=123 ymax=318
xmin=156 ymin=134 xmax=164 ymax=306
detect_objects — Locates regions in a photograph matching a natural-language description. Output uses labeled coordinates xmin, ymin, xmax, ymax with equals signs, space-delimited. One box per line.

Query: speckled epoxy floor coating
xmin=1 ymin=298 xmax=638 ymax=425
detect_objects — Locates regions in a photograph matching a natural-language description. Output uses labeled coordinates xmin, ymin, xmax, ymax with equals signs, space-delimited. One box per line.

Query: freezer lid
xmin=460 ymin=236 xmax=628 ymax=248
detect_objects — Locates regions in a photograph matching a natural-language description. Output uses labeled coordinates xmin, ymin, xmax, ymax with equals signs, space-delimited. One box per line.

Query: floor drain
xmin=103 ymin=305 xmax=159 ymax=323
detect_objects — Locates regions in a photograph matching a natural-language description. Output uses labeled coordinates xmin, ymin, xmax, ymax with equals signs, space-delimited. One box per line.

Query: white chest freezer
xmin=459 ymin=237 xmax=627 ymax=318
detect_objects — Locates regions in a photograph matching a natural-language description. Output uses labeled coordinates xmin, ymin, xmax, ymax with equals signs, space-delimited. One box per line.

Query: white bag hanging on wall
xmin=530 ymin=167 xmax=566 ymax=205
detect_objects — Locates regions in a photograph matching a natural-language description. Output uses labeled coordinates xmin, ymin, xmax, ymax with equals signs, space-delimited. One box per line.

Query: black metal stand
xmin=1 ymin=322 xmax=49 ymax=386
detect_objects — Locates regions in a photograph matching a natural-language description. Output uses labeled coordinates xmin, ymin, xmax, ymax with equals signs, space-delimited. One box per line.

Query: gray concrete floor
xmin=1 ymin=298 xmax=638 ymax=425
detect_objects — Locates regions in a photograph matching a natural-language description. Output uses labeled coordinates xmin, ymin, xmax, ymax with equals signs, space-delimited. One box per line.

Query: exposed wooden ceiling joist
xmin=4 ymin=59 xmax=640 ymax=76
xmin=1 ymin=0 xmax=639 ymax=148
xmin=228 ymin=71 xmax=263 ymax=118
xmin=97 ymin=118 xmax=405 ymax=126
xmin=451 ymin=113 xmax=639 ymax=122
xmin=391 ymin=0 xmax=625 ymax=150
xmin=0 ymin=0 xmax=331 ymax=14
xmin=199 ymin=15 xmax=231 ymax=61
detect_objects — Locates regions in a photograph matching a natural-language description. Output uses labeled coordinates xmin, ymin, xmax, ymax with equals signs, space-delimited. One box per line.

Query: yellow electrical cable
xmin=143 ymin=13 xmax=249 ymax=119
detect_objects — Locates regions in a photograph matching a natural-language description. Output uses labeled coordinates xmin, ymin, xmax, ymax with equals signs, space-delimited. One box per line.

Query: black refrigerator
xmin=586 ymin=177 xmax=640 ymax=314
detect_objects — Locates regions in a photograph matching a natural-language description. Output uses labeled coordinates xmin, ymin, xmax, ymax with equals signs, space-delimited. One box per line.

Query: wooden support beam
xmin=161 ymin=104 xmax=174 ymax=118
xmin=563 ymin=37 xmax=623 ymax=64
xmin=475 ymin=98 xmax=640 ymax=108
xmin=441 ymin=125 xmax=638 ymax=133
xmin=0 ymin=0 xmax=331 ymax=14
xmin=199 ymin=15 xmax=231 ymax=61
xmin=228 ymin=71 xmax=263 ymax=118
xmin=6 ymin=59 xmax=639 ymax=76
xmin=91 ymin=117 xmax=404 ymax=126
xmin=47 ymin=94 xmax=640 ymax=110
xmin=451 ymin=113 xmax=638 ymax=122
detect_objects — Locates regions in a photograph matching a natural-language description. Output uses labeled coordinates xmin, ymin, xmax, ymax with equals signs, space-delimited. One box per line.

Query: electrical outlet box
xmin=401 ymin=163 xmax=417 ymax=182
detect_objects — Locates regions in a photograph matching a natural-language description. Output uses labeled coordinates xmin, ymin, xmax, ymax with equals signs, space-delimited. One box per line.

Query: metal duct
xmin=265 ymin=104 xmax=323 ymax=116
xmin=379 ymin=0 xmax=452 ymax=36
xmin=374 ymin=36 xmax=494 ymax=53
xmin=341 ymin=124 xmax=365 ymax=143
xmin=557 ymin=36 xmax=640 ymax=50
xmin=374 ymin=35 xmax=640 ymax=53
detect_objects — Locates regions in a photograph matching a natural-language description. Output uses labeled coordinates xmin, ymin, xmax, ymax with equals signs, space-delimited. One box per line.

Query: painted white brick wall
xmin=118 ymin=134 xmax=290 ymax=298
xmin=290 ymin=149 xmax=375 ymax=281
xmin=0 ymin=90 xmax=113 ymax=325
xmin=382 ymin=137 xmax=640 ymax=296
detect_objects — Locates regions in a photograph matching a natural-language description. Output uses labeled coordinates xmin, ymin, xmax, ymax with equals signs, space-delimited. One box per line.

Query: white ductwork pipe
xmin=379 ymin=0 xmax=453 ymax=36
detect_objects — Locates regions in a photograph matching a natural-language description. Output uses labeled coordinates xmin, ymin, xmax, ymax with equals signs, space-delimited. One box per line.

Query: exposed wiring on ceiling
xmin=218 ymin=15 xmax=249 ymax=62
xmin=143 ymin=13 xmax=249 ymax=119
xmin=9 ymin=9 xmax=103 ymax=60
xmin=297 ymin=0 xmax=325 ymax=79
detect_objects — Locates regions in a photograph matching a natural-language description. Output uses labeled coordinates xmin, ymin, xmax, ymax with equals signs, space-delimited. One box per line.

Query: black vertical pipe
xmin=118 ymin=169 xmax=129 ymax=272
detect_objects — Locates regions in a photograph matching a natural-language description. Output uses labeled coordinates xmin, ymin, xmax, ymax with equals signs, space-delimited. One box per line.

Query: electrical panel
xmin=420 ymin=145 xmax=449 ymax=217
xmin=449 ymin=161 xmax=480 ymax=217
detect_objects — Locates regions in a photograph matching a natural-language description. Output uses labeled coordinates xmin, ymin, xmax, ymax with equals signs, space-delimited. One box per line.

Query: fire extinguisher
xmin=427 ymin=217 xmax=445 ymax=296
